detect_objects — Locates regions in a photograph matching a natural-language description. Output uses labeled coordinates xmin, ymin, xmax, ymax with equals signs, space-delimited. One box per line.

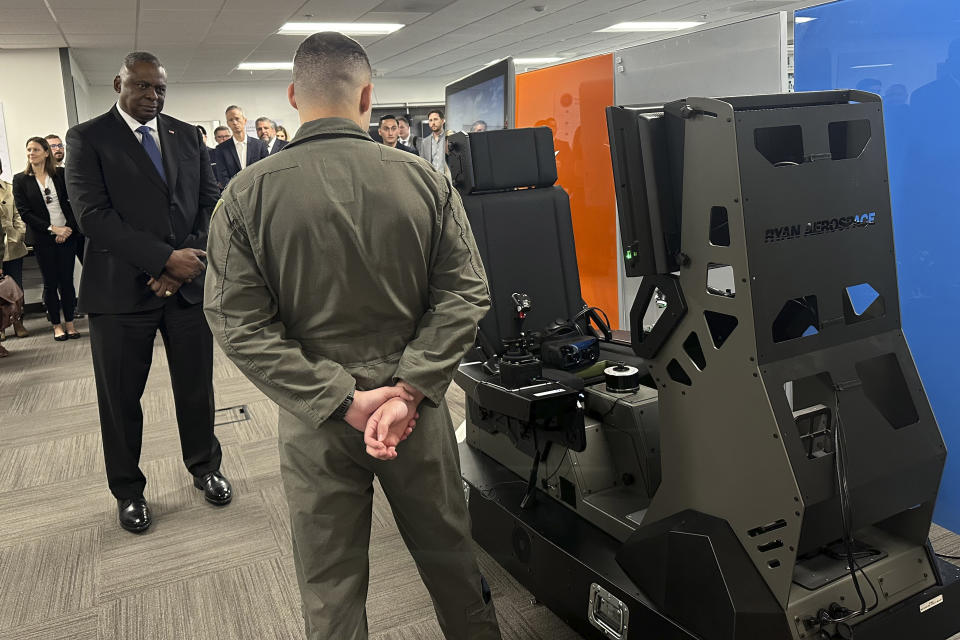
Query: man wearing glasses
xmin=45 ymin=135 xmax=66 ymax=167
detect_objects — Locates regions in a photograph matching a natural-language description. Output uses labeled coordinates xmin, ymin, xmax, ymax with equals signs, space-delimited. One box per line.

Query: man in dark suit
xmin=65 ymin=51 xmax=232 ymax=534
xmin=213 ymin=105 xmax=267 ymax=187
xmin=397 ymin=114 xmax=418 ymax=150
xmin=378 ymin=114 xmax=418 ymax=155
xmin=255 ymin=117 xmax=287 ymax=155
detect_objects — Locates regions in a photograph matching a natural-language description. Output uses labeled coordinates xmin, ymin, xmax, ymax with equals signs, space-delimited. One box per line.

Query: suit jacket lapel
xmin=24 ymin=176 xmax=44 ymax=215
xmin=158 ymin=116 xmax=179 ymax=194
xmin=245 ymin=136 xmax=255 ymax=166
xmin=108 ymin=106 xmax=168 ymax=194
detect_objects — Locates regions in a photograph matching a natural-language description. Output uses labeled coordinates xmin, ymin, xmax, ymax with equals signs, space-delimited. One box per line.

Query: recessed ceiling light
xmin=513 ymin=57 xmax=564 ymax=64
xmin=795 ymin=16 xmax=817 ymax=23
xmin=237 ymin=62 xmax=293 ymax=71
xmin=597 ymin=21 xmax=704 ymax=32
xmin=279 ymin=22 xmax=404 ymax=35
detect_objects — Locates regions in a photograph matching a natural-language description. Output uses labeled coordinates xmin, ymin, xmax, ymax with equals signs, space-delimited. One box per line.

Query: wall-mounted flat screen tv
xmin=445 ymin=57 xmax=515 ymax=133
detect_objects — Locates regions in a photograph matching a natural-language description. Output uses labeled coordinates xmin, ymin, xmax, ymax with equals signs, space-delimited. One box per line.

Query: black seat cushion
xmin=463 ymin=186 xmax=583 ymax=351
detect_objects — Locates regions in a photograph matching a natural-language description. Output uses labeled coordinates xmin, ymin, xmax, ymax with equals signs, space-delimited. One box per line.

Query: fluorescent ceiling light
xmin=279 ymin=22 xmax=403 ymax=35
xmin=795 ymin=16 xmax=817 ymax=23
xmin=851 ymin=63 xmax=893 ymax=69
xmin=513 ymin=57 xmax=563 ymax=64
xmin=237 ymin=62 xmax=293 ymax=71
xmin=598 ymin=21 xmax=704 ymax=32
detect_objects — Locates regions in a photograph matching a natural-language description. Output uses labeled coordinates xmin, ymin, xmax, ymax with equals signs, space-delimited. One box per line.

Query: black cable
xmin=599 ymin=394 xmax=630 ymax=423
xmin=572 ymin=305 xmax=612 ymax=336
xmin=817 ymin=387 xmax=871 ymax=628
xmin=542 ymin=448 xmax=569 ymax=484
xmin=936 ymin=552 xmax=960 ymax=560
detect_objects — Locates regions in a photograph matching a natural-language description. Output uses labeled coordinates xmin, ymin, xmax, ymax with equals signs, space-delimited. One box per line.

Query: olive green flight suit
xmin=203 ymin=117 xmax=501 ymax=640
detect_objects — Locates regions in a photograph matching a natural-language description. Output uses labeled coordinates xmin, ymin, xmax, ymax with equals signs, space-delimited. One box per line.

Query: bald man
xmin=204 ymin=32 xmax=501 ymax=640
xmin=65 ymin=51 xmax=232 ymax=534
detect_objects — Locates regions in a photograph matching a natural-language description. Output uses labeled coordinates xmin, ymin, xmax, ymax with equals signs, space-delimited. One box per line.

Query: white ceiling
xmin=0 ymin=0 xmax=819 ymax=85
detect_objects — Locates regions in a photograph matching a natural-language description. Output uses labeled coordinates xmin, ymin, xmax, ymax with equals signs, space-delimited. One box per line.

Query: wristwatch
xmin=330 ymin=389 xmax=355 ymax=421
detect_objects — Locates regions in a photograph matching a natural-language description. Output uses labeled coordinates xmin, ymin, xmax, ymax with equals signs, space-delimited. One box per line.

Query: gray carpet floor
xmin=0 ymin=312 xmax=957 ymax=639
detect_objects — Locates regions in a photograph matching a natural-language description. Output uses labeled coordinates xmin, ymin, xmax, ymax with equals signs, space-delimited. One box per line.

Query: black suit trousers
xmin=88 ymin=298 xmax=222 ymax=499
xmin=34 ymin=236 xmax=77 ymax=325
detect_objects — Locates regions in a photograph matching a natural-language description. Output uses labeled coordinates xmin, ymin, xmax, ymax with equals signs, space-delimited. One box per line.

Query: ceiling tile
xmin=139 ymin=10 xmax=219 ymax=23
xmin=48 ymin=0 xmax=138 ymax=8
xmin=0 ymin=34 xmax=68 ymax=47
xmin=0 ymin=22 xmax=60 ymax=36
xmin=0 ymin=8 xmax=55 ymax=21
xmin=296 ymin=0 xmax=388 ymax=22
xmin=65 ymin=34 xmax=135 ymax=47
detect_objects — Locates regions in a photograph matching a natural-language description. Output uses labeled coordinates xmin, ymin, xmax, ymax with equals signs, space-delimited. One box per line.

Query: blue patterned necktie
xmin=136 ymin=125 xmax=166 ymax=183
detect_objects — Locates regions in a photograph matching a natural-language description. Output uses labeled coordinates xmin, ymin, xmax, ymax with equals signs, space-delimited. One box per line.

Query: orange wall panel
xmin=515 ymin=54 xmax=619 ymax=328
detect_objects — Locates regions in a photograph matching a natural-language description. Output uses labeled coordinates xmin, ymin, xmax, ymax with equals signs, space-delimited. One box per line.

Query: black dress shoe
xmin=193 ymin=471 xmax=232 ymax=506
xmin=54 ymin=333 xmax=69 ymax=342
xmin=118 ymin=496 xmax=151 ymax=533
xmin=67 ymin=332 xmax=81 ymax=339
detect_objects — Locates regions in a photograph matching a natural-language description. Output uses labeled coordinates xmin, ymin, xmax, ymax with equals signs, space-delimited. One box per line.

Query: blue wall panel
xmin=796 ymin=0 xmax=960 ymax=530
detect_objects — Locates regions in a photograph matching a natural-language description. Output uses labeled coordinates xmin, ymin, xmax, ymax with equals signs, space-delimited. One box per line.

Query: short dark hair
xmin=428 ymin=109 xmax=444 ymax=119
xmin=293 ymin=32 xmax=371 ymax=105
xmin=44 ymin=134 xmax=62 ymax=141
xmin=120 ymin=51 xmax=162 ymax=73
xmin=379 ymin=114 xmax=398 ymax=126
xmin=214 ymin=125 xmax=229 ymax=134
xmin=397 ymin=114 xmax=411 ymax=126
xmin=255 ymin=117 xmax=277 ymax=128
xmin=196 ymin=125 xmax=207 ymax=136
xmin=225 ymin=105 xmax=243 ymax=115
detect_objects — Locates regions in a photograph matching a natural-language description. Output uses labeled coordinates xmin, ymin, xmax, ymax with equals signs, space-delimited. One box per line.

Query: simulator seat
xmin=448 ymin=127 xmax=592 ymax=460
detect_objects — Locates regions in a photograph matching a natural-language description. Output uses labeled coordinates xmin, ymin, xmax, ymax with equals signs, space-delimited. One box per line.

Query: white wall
xmin=0 ymin=49 xmax=70 ymax=181
xmin=69 ymin=51 xmax=92 ymax=127
xmin=83 ymin=76 xmax=447 ymax=138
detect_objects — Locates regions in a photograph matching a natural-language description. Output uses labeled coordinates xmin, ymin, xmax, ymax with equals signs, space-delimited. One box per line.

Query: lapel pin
xmin=168 ymin=130 xmax=175 ymax=134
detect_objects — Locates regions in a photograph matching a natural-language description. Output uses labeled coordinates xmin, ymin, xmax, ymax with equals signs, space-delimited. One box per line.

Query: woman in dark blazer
xmin=12 ymin=136 xmax=81 ymax=340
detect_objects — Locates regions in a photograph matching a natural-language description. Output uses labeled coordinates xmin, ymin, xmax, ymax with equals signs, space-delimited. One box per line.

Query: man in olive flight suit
xmin=203 ymin=32 xmax=502 ymax=640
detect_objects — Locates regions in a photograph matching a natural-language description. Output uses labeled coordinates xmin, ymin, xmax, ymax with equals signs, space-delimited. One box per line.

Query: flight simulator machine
xmin=448 ymin=91 xmax=960 ymax=640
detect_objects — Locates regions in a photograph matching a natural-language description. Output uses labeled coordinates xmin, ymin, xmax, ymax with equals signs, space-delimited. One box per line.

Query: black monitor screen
xmin=445 ymin=58 xmax=515 ymax=133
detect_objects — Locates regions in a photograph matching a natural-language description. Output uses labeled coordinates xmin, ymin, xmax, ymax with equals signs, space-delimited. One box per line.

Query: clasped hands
xmin=344 ymin=381 xmax=425 ymax=461
xmin=51 ymin=225 xmax=72 ymax=244
xmin=146 ymin=248 xmax=206 ymax=297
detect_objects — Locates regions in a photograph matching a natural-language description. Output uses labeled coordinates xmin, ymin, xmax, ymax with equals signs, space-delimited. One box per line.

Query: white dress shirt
xmin=116 ymin=102 xmax=162 ymax=157
xmin=266 ymin=137 xmax=277 ymax=154
xmin=233 ymin=136 xmax=248 ymax=169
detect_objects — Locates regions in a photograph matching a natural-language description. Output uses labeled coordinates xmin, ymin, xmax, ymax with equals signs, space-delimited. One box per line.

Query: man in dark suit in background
xmin=397 ymin=114 xmax=418 ymax=150
xmin=65 ymin=51 xmax=233 ymax=534
xmin=378 ymin=114 xmax=417 ymax=155
xmin=255 ymin=117 xmax=287 ymax=155
xmin=213 ymin=105 xmax=267 ymax=187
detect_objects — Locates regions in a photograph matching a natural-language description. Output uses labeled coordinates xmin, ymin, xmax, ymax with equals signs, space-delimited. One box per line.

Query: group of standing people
xmin=3 ymin=33 xmax=500 ymax=640
xmin=0 ymin=132 xmax=83 ymax=357
xmin=207 ymin=106 xmax=287 ymax=190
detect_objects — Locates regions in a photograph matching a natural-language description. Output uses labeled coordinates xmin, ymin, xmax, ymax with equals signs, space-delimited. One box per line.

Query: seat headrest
xmin=448 ymin=127 xmax=558 ymax=194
